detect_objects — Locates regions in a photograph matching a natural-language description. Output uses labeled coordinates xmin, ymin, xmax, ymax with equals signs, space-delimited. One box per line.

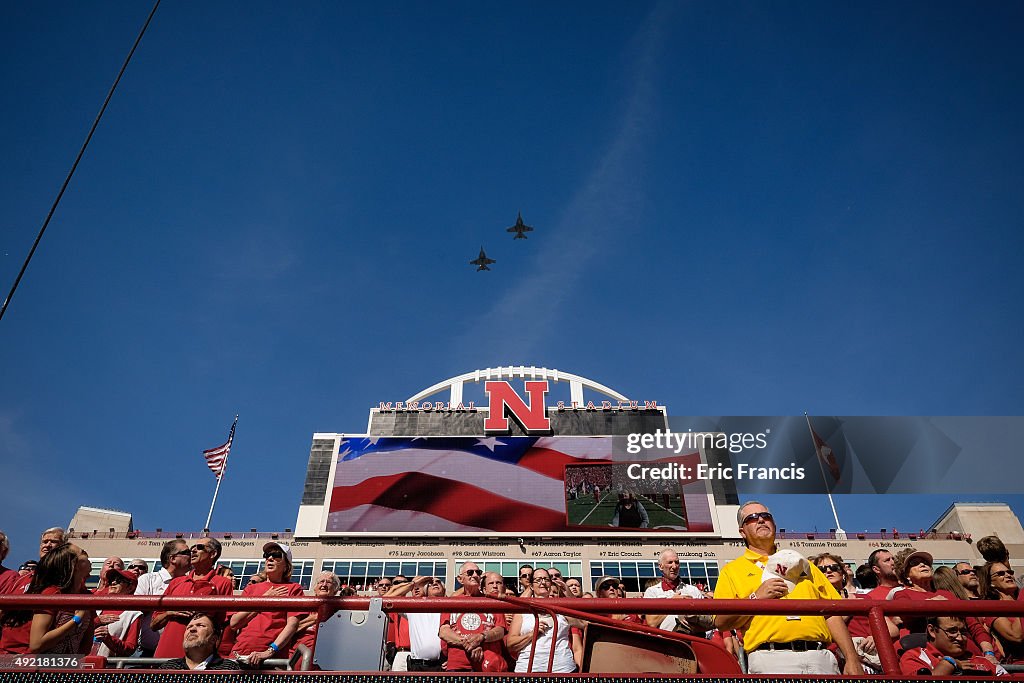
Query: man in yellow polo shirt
xmin=714 ymin=501 xmax=864 ymax=675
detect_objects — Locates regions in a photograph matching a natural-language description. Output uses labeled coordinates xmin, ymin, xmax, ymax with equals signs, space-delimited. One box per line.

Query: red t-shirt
xmin=231 ymin=581 xmax=307 ymax=655
xmin=153 ymin=569 xmax=233 ymax=658
xmin=899 ymin=642 xmax=999 ymax=676
xmin=0 ymin=567 xmax=20 ymax=595
xmin=387 ymin=613 xmax=411 ymax=648
xmin=440 ymin=611 xmax=507 ymax=671
xmin=218 ymin=621 xmax=238 ymax=657
xmin=8 ymin=573 xmax=33 ymax=595
xmin=0 ymin=586 xmax=94 ymax=655
xmin=846 ymin=585 xmax=897 ymax=639
xmin=889 ymin=587 xmax=956 ymax=635
xmin=293 ymin=620 xmax=319 ymax=657
xmin=982 ymin=614 xmax=1024 ymax=664
xmin=0 ymin=586 xmax=64 ymax=654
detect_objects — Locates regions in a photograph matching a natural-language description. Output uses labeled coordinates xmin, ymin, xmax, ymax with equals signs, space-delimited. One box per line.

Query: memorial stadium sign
xmin=377 ymin=380 xmax=660 ymax=435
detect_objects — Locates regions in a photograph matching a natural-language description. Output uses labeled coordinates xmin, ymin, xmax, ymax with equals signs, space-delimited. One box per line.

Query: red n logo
xmin=483 ymin=381 xmax=551 ymax=434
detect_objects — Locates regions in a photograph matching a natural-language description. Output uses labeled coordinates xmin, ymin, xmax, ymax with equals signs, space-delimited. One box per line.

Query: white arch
xmin=406 ymin=366 xmax=629 ymax=407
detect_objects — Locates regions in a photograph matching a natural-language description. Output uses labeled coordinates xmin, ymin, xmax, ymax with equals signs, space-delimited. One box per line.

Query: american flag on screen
xmin=203 ymin=418 xmax=236 ymax=479
xmin=326 ymin=436 xmax=711 ymax=533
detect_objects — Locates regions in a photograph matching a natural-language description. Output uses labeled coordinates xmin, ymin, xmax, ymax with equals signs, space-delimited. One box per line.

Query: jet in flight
xmin=506 ymin=212 xmax=534 ymax=239
xmin=470 ymin=247 xmax=496 ymax=271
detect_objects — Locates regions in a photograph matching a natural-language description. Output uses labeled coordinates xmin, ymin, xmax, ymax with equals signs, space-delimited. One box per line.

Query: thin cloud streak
xmin=455 ymin=2 xmax=675 ymax=360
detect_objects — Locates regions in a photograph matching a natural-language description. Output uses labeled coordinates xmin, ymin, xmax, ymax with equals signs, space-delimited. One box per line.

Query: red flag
xmin=811 ymin=428 xmax=840 ymax=481
xmin=203 ymin=419 xmax=236 ymax=479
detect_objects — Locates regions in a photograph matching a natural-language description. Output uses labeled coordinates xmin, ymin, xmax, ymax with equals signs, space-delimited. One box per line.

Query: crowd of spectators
xmin=1 ymin=520 xmax=1022 ymax=675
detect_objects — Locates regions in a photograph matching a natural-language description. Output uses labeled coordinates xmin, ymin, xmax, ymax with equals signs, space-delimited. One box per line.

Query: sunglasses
xmin=463 ymin=569 xmax=483 ymax=576
xmin=128 ymin=564 xmax=147 ymax=571
xmin=741 ymin=511 xmax=774 ymax=525
xmin=263 ymin=551 xmax=285 ymax=560
xmin=377 ymin=582 xmax=392 ymax=588
xmin=993 ymin=569 xmax=1016 ymax=578
xmin=393 ymin=579 xmax=409 ymax=585
xmin=172 ymin=550 xmax=192 ymax=557
xmin=817 ymin=564 xmax=843 ymax=574
xmin=550 ymin=572 xmax=562 ymax=579
xmin=599 ymin=583 xmax=618 ymax=591
xmin=520 ymin=572 xmax=532 ymax=578
xmin=956 ymin=568 xmax=976 ymax=576
xmin=191 ymin=544 xmax=211 ymax=553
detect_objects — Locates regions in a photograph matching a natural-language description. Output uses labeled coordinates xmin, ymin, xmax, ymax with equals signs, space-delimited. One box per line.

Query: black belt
xmin=753 ymin=640 xmax=826 ymax=652
xmin=395 ymin=647 xmax=411 ymax=652
xmin=408 ymin=657 xmax=441 ymax=665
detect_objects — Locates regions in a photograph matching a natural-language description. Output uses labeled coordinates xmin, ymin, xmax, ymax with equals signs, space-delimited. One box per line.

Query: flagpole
xmin=204 ymin=415 xmax=237 ymax=532
xmin=804 ymin=412 xmax=845 ymax=536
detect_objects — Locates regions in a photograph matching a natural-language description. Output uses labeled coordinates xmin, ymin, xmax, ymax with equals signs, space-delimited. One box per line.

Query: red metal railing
xmin=1 ymin=593 xmax=1018 ymax=676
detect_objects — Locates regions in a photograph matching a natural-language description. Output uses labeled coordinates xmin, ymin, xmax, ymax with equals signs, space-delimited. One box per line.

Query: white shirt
xmin=94 ymin=610 xmax=143 ymax=657
xmin=135 ymin=567 xmax=174 ymax=651
xmin=642 ymin=580 xmax=704 ymax=631
xmin=405 ymin=612 xmax=442 ymax=660
xmin=514 ymin=613 xmax=575 ymax=673
xmin=192 ymin=654 xmax=218 ymax=670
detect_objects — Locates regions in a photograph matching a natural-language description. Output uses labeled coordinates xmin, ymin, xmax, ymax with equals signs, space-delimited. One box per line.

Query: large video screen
xmin=324 ymin=436 xmax=714 ymax=534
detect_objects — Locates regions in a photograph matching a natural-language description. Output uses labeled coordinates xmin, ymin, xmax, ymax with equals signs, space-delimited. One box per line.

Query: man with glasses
xmin=713 ymin=501 xmax=864 ymax=675
xmin=127 ymin=559 xmax=149 ymax=576
xmin=135 ymin=539 xmax=192 ymax=657
xmin=154 ymin=537 xmax=233 ymax=658
xmin=954 ymin=562 xmax=982 ymax=599
xmin=900 ymin=616 xmax=1006 ymax=676
xmin=643 ymin=548 xmax=710 ymax=634
xmin=439 ymin=562 xmax=507 ymax=671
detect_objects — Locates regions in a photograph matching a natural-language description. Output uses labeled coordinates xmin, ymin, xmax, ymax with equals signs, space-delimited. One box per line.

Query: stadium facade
xmin=72 ymin=367 xmax=1024 ymax=594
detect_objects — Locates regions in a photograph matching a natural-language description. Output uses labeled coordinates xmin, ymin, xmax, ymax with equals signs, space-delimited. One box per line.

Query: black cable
xmin=0 ymin=0 xmax=162 ymax=323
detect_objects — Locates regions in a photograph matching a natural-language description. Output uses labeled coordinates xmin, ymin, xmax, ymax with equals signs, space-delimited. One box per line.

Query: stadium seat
xmin=582 ymin=622 xmax=742 ymax=675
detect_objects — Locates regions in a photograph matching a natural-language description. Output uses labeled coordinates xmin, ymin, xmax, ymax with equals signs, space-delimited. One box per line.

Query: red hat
xmin=476 ymin=650 xmax=509 ymax=672
xmin=105 ymin=567 xmax=139 ymax=587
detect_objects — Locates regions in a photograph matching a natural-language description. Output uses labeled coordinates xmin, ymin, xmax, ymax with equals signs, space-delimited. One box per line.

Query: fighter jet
xmin=470 ymin=247 xmax=496 ymax=271
xmin=506 ymin=212 xmax=534 ymax=239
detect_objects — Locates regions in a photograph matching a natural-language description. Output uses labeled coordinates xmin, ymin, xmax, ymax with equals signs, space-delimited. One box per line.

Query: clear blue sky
xmin=2 ymin=2 xmax=1023 ymax=565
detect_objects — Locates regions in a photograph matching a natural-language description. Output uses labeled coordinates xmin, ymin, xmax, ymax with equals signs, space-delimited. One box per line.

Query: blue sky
xmin=2 ymin=1 xmax=1023 ymax=565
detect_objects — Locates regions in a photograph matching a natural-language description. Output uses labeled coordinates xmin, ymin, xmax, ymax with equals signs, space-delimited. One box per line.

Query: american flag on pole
xmin=203 ymin=418 xmax=236 ymax=479
xmin=326 ymin=436 xmax=713 ymax=534
xmin=810 ymin=427 xmax=841 ymax=482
